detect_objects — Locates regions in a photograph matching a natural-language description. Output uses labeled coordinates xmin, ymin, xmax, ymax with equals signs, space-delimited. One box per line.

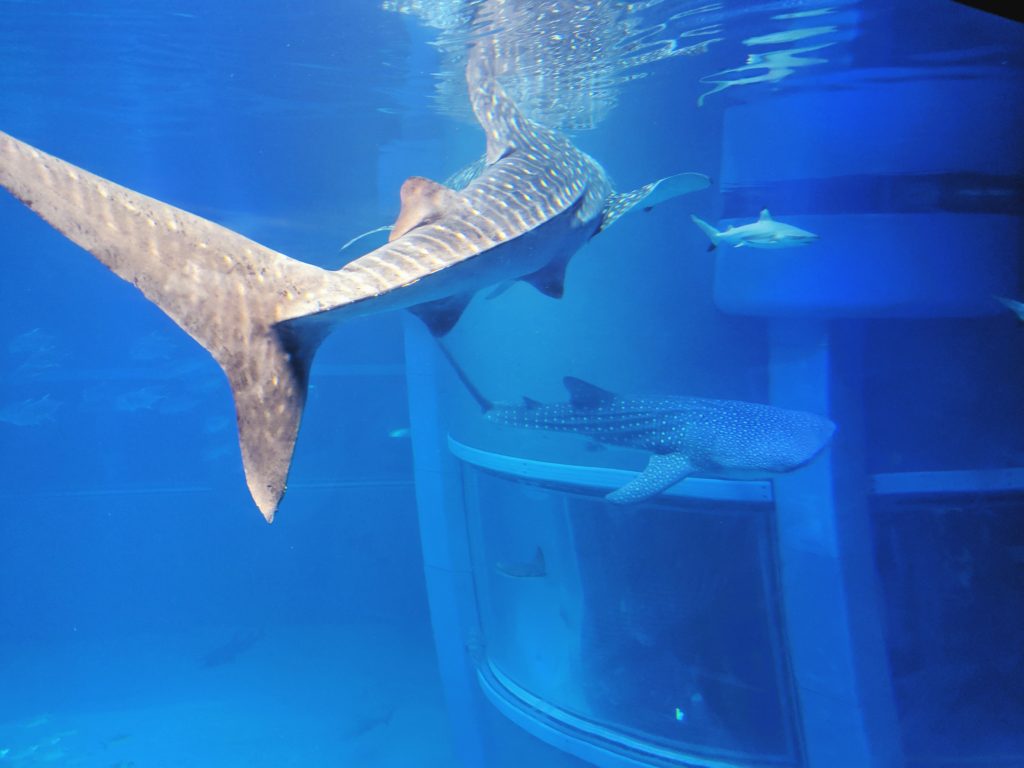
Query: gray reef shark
xmin=0 ymin=46 xmax=709 ymax=522
xmin=691 ymin=208 xmax=818 ymax=251
xmin=441 ymin=346 xmax=836 ymax=503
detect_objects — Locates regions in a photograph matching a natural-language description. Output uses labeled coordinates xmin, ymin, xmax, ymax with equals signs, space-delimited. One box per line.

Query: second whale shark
xmin=0 ymin=45 xmax=709 ymax=521
xmin=440 ymin=347 xmax=837 ymax=504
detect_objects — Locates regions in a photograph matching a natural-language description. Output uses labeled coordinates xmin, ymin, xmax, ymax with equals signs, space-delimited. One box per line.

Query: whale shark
xmin=440 ymin=345 xmax=836 ymax=503
xmin=0 ymin=46 xmax=709 ymax=522
xmin=691 ymin=208 xmax=818 ymax=251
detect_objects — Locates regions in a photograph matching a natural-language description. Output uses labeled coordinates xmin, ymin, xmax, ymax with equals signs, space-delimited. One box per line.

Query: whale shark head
xmin=717 ymin=404 xmax=835 ymax=474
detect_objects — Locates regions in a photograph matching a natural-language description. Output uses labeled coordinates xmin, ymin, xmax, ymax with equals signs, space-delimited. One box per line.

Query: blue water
xmin=0 ymin=1 xmax=1021 ymax=766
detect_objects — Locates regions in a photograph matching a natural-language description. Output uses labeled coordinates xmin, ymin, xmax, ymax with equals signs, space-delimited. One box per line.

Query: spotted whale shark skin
xmin=485 ymin=377 xmax=836 ymax=504
xmin=0 ymin=46 xmax=709 ymax=522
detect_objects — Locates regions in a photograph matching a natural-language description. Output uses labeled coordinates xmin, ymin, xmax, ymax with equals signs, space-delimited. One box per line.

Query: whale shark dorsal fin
xmin=759 ymin=208 xmax=773 ymax=221
xmin=607 ymin=453 xmax=695 ymax=504
xmin=563 ymin=377 xmax=615 ymax=409
xmin=389 ymin=176 xmax=462 ymax=241
xmin=522 ymin=396 xmax=543 ymax=409
xmin=597 ymin=172 xmax=711 ymax=233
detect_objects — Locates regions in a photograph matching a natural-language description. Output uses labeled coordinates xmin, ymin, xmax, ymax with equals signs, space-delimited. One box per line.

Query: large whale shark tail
xmin=0 ymin=131 xmax=361 ymax=522
xmin=690 ymin=214 xmax=721 ymax=251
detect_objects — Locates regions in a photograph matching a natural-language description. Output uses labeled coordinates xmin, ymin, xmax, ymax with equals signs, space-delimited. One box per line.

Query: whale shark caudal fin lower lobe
xmin=0 ymin=130 xmax=362 ymax=522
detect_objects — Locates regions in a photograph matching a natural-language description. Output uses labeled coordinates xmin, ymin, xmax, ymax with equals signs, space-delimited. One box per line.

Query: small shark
xmin=495 ymin=545 xmax=547 ymax=578
xmin=0 ymin=394 xmax=62 ymax=427
xmin=691 ymin=208 xmax=818 ymax=251
xmin=995 ymin=295 xmax=1024 ymax=322
xmin=441 ymin=347 xmax=835 ymax=503
xmin=0 ymin=45 xmax=709 ymax=522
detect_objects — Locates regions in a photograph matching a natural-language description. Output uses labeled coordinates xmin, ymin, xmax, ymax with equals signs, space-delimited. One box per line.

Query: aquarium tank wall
xmin=0 ymin=1 xmax=1021 ymax=767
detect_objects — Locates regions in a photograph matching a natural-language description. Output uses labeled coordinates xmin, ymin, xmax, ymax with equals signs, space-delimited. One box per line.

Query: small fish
xmin=129 ymin=330 xmax=177 ymax=362
xmin=691 ymin=208 xmax=818 ymax=251
xmin=200 ymin=628 xmax=264 ymax=669
xmin=7 ymin=328 xmax=54 ymax=356
xmin=339 ymin=708 xmax=394 ymax=739
xmin=495 ymin=546 xmax=546 ymax=578
xmin=995 ymin=295 xmax=1024 ymax=322
xmin=10 ymin=745 xmax=39 ymax=760
xmin=387 ymin=427 xmax=411 ymax=439
xmin=114 ymin=385 xmax=166 ymax=413
xmin=0 ymin=395 xmax=61 ymax=426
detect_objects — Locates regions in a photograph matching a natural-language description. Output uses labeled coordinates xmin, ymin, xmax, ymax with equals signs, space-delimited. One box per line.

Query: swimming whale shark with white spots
xmin=0 ymin=45 xmax=709 ymax=522
xmin=441 ymin=346 xmax=836 ymax=503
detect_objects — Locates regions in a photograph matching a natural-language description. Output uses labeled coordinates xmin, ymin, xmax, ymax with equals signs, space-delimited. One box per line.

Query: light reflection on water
xmin=385 ymin=0 xmax=726 ymax=129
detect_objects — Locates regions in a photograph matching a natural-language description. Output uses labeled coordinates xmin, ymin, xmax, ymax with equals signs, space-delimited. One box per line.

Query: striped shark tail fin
xmin=0 ymin=131 xmax=354 ymax=522
xmin=690 ymin=214 xmax=721 ymax=251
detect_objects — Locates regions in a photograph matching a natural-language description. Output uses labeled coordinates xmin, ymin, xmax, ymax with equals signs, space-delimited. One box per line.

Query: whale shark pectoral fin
xmin=390 ymin=176 xmax=463 ymax=241
xmin=606 ymin=453 xmax=695 ymax=505
xmin=597 ymin=172 xmax=711 ymax=233
xmin=408 ymin=292 xmax=475 ymax=337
